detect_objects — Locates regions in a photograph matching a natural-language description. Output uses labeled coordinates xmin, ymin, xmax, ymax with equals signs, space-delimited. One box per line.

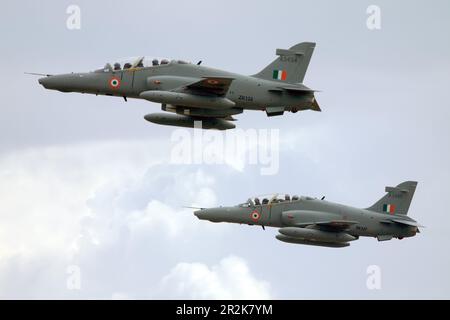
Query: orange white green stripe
xmin=273 ymin=70 xmax=287 ymax=80
xmin=383 ymin=204 xmax=396 ymax=214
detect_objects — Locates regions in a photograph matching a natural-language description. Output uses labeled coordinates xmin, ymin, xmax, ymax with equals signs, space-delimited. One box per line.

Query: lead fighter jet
xmin=35 ymin=42 xmax=319 ymax=130
xmin=194 ymin=181 xmax=422 ymax=248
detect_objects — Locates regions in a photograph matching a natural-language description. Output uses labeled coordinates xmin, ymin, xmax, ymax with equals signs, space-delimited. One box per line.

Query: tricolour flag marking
xmin=273 ymin=70 xmax=287 ymax=81
xmin=382 ymin=204 xmax=396 ymax=214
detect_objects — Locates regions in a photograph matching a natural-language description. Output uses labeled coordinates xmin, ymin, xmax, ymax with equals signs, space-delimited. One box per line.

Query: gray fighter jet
xmin=194 ymin=181 xmax=422 ymax=248
xmin=35 ymin=42 xmax=319 ymax=130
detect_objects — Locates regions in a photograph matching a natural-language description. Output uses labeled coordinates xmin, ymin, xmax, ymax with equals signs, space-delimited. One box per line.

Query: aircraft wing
xmin=184 ymin=77 xmax=234 ymax=96
xmin=296 ymin=220 xmax=359 ymax=232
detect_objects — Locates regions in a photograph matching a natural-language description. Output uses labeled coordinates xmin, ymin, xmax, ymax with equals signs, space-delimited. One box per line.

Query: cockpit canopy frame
xmin=239 ymin=193 xmax=311 ymax=207
xmin=93 ymin=56 xmax=191 ymax=73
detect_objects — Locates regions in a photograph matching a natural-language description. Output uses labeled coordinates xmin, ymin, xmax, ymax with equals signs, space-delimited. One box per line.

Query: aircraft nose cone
xmin=193 ymin=208 xmax=226 ymax=223
xmin=38 ymin=76 xmax=58 ymax=89
xmin=38 ymin=76 xmax=49 ymax=87
xmin=38 ymin=73 xmax=84 ymax=92
xmin=194 ymin=209 xmax=204 ymax=219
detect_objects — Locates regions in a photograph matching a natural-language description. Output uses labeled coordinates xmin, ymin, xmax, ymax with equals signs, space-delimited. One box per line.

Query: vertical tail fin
xmin=253 ymin=42 xmax=316 ymax=84
xmin=366 ymin=181 xmax=418 ymax=216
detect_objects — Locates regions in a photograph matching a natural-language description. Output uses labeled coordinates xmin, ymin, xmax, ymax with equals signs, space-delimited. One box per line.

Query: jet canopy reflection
xmin=94 ymin=56 xmax=191 ymax=73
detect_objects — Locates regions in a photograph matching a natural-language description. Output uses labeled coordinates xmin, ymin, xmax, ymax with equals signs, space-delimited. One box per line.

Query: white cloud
xmin=157 ymin=255 xmax=272 ymax=299
xmin=127 ymin=201 xmax=199 ymax=238
xmin=0 ymin=140 xmax=247 ymax=299
xmin=0 ymin=140 xmax=165 ymax=259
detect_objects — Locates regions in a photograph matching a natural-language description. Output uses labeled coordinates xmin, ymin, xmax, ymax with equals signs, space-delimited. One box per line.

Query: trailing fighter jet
xmin=194 ymin=181 xmax=422 ymax=248
xmin=34 ymin=42 xmax=319 ymax=130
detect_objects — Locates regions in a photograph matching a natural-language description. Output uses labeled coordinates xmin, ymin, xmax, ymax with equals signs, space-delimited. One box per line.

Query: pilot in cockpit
xmin=152 ymin=59 xmax=159 ymax=66
xmin=113 ymin=63 xmax=121 ymax=71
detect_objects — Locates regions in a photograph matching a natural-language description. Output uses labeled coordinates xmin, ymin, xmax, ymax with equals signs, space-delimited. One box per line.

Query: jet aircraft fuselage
xmin=194 ymin=181 xmax=421 ymax=248
xmin=37 ymin=42 xmax=320 ymax=129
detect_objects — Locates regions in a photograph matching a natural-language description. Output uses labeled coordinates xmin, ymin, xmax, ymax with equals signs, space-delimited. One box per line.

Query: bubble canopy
xmin=94 ymin=56 xmax=191 ymax=73
xmin=238 ymin=193 xmax=308 ymax=207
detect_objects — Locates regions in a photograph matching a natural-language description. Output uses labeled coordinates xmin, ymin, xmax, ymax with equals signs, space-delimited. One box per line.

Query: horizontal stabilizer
xmin=277 ymin=85 xmax=317 ymax=92
xmin=391 ymin=219 xmax=424 ymax=228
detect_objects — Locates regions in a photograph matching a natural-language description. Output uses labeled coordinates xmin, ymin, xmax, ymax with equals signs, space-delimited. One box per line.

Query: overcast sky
xmin=1 ymin=0 xmax=450 ymax=299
